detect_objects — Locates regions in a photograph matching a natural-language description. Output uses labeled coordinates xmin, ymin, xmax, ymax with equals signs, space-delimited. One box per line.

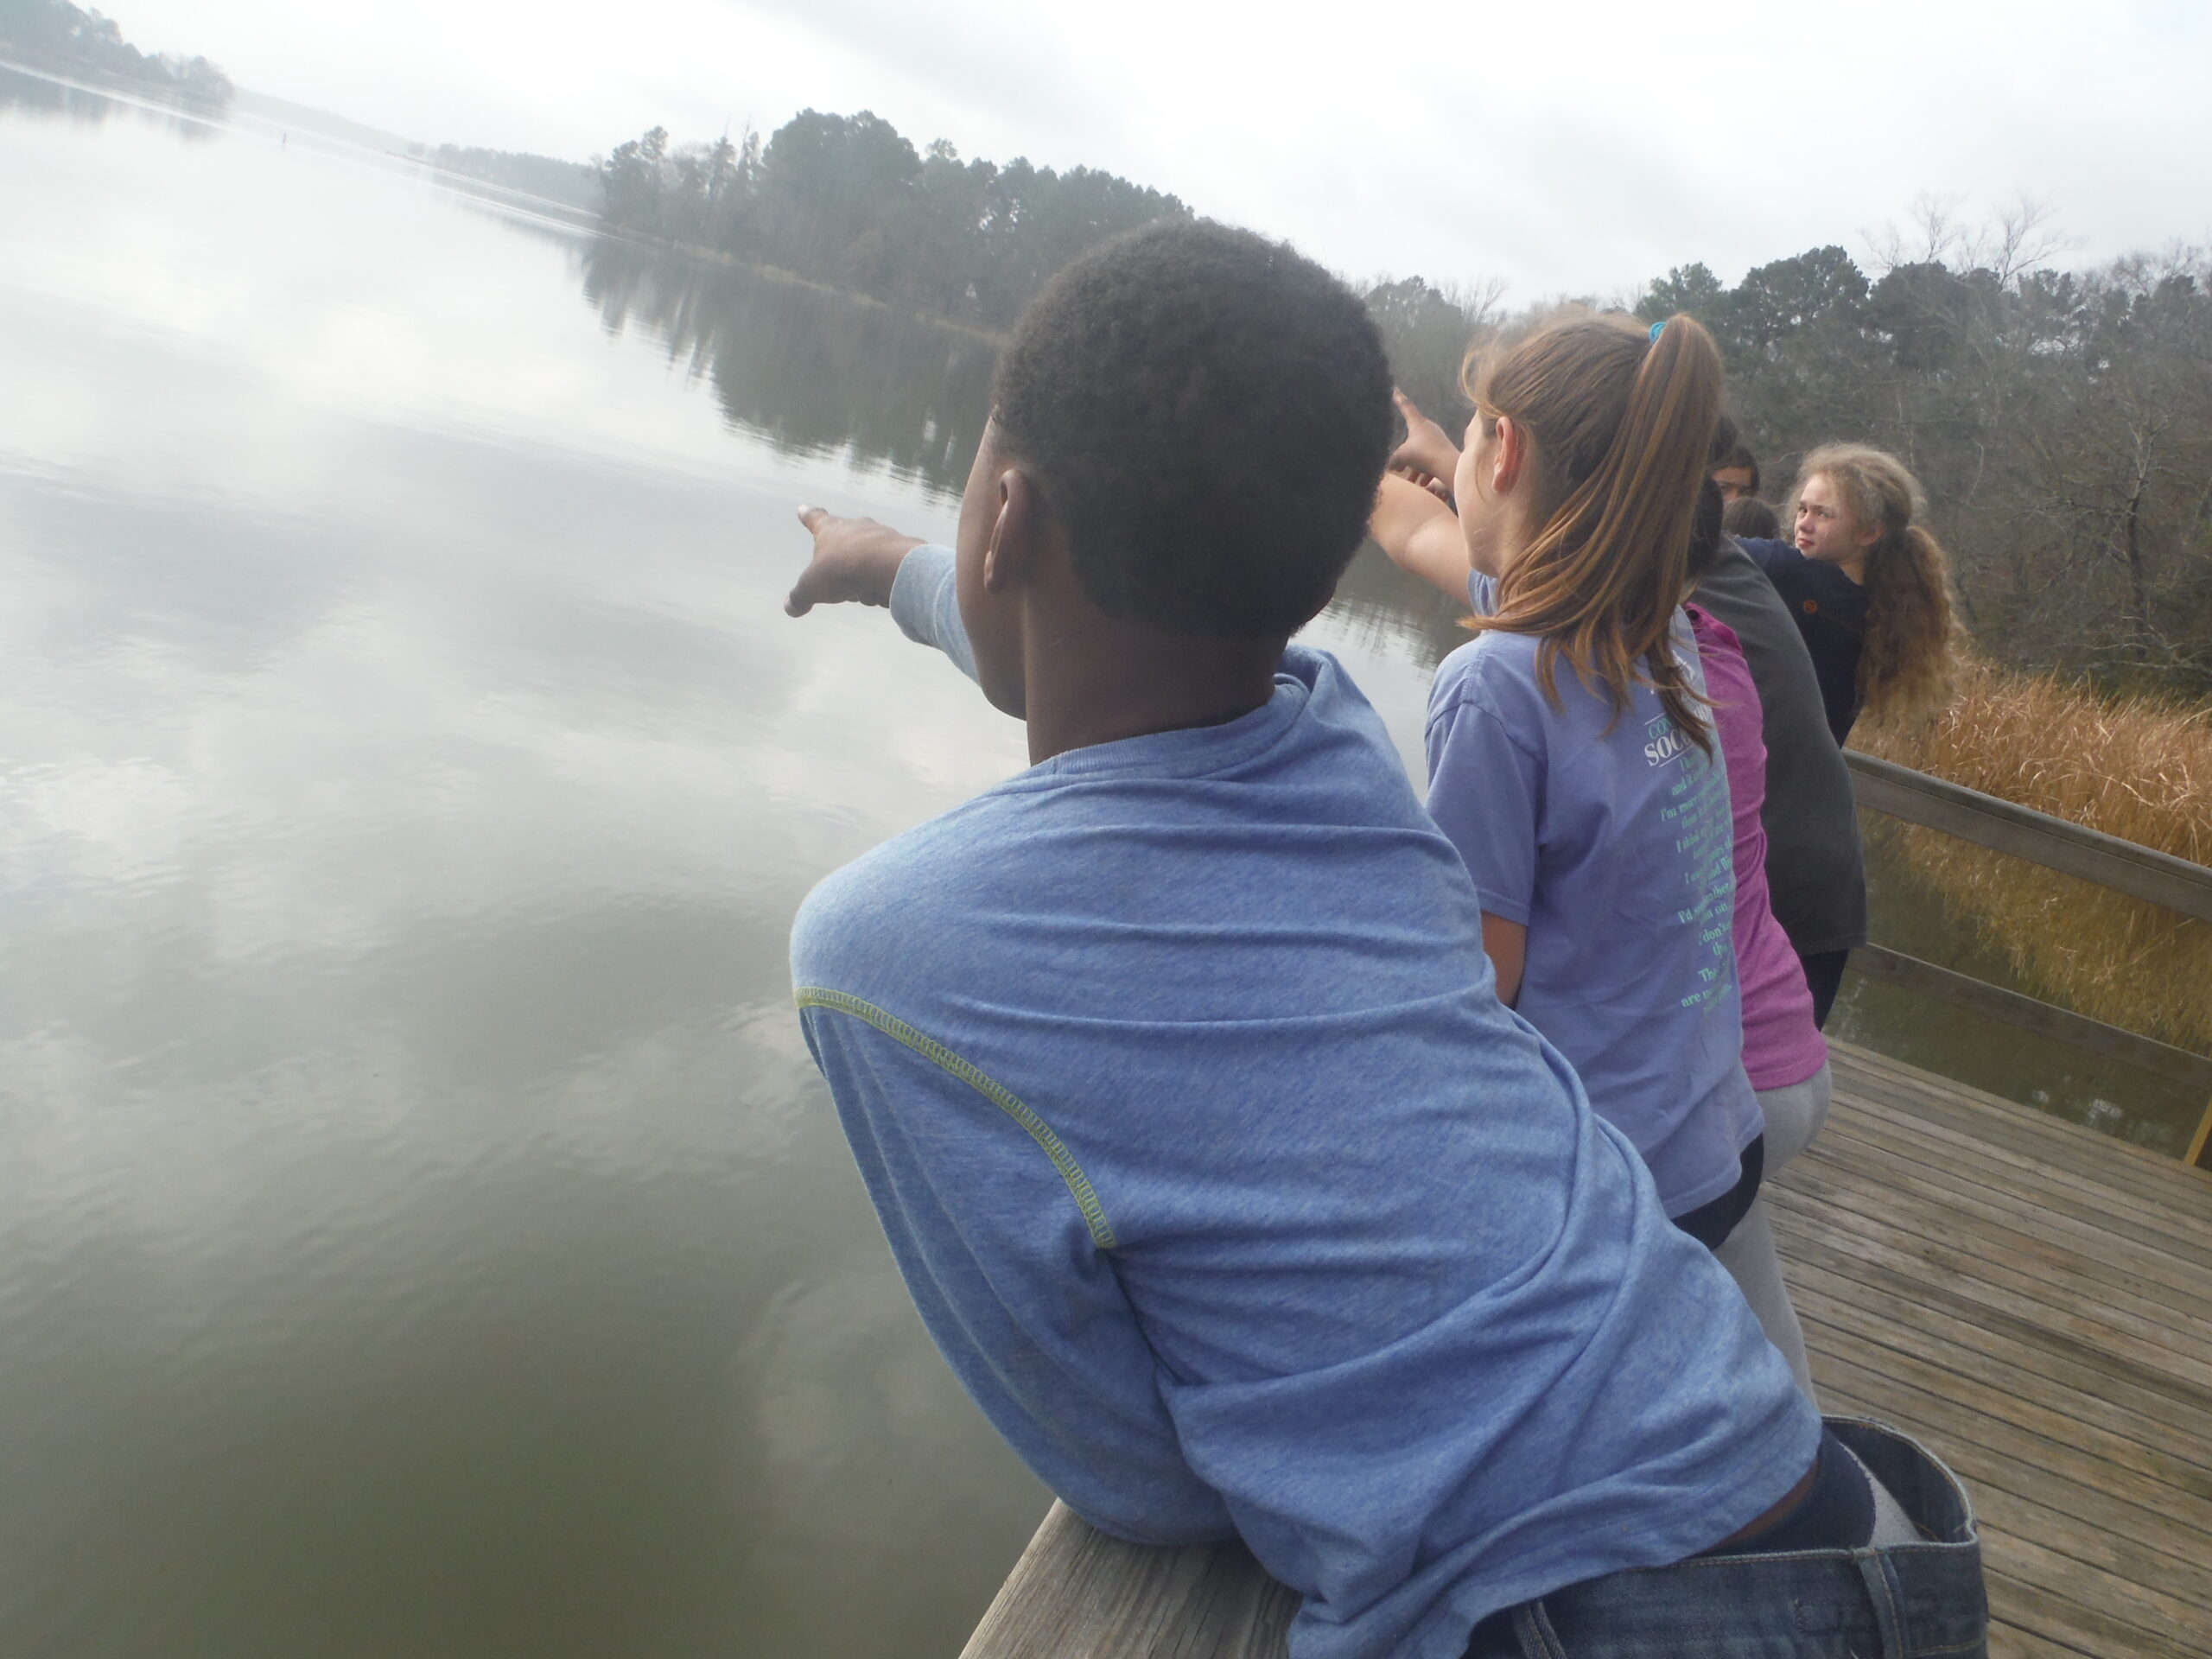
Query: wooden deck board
xmin=1770 ymin=1195 xmax=2212 ymax=1416
xmin=1830 ymin=1047 xmax=2212 ymax=1205
xmin=1804 ymin=1099 xmax=2212 ymax=1293
xmin=1778 ymin=1041 xmax=2212 ymax=1656
xmin=962 ymin=1041 xmax=2212 ymax=1657
xmin=1775 ymin=1173 xmax=2212 ymax=1382
xmin=1782 ymin=1251 xmax=2212 ymax=1488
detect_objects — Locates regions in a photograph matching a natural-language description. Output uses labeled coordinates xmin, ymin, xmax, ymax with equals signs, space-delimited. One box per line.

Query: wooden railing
xmin=1840 ymin=750 xmax=2212 ymax=1167
xmin=958 ymin=1502 xmax=1291 ymax=1659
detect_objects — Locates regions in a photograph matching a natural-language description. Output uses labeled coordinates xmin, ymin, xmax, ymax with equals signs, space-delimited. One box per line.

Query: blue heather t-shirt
xmin=790 ymin=547 xmax=1815 ymax=1659
xmin=1426 ymin=575 xmax=1763 ymax=1217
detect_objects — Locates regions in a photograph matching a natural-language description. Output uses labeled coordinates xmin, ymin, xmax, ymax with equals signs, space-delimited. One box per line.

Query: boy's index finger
xmin=786 ymin=506 xmax=824 ymax=617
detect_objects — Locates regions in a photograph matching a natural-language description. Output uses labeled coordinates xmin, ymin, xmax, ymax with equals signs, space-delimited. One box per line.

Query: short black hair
xmin=992 ymin=219 xmax=1394 ymax=639
xmin=1722 ymin=495 xmax=1781 ymax=540
xmin=1688 ymin=476 xmax=1726 ymax=580
xmin=1715 ymin=440 xmax=1761 ymax=494
xmin=1686 ymin=414 xmax=1737 ymax=580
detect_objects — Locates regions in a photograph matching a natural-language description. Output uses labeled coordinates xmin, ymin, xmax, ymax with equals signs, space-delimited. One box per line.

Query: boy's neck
xmin=1020 ymin=619 xmax=1288 ymax=766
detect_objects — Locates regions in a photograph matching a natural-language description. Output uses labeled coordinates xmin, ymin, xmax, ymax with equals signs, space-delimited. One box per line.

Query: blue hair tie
xmin=1649 ymin=320 xmax=1666 ymax=343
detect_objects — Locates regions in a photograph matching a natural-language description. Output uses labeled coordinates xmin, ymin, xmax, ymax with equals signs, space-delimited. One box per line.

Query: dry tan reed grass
xmin=1853 ymin=657 xmax=2212 ymax=1054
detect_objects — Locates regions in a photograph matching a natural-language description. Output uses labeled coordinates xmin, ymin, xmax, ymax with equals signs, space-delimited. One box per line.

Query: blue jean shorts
xmin=1465 ymin=1418 xmax=1986 ymax=1657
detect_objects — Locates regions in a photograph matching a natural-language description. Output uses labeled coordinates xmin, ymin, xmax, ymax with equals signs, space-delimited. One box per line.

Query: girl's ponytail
xmin=1471 ymin=312 xmax=1724 ymax=751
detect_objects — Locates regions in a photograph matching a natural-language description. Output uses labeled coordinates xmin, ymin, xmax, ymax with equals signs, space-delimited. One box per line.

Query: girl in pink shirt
xmin=1687 ymin=599 xmax=1832 ymax=1396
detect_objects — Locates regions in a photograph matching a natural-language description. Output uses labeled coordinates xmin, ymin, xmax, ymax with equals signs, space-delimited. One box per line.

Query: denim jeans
xmin=1465 ymin=1419 xmax=1986 ymax=1657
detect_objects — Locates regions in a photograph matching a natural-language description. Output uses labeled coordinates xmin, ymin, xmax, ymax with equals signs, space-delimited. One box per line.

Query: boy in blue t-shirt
xmin=783 ymin=221 xmax=1983 ymax=1659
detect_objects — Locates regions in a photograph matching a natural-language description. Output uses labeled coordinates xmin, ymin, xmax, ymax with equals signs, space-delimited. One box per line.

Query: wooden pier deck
xmin=1782 ymin=1042 xmax=2212 ymax=1658
xmin=961 ymin=1039 xmax=2212 ymax=1659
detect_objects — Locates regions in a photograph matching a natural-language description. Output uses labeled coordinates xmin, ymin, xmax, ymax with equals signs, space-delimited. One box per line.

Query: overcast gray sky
xmin=124 ymin=0 xmax=2212 ymax=300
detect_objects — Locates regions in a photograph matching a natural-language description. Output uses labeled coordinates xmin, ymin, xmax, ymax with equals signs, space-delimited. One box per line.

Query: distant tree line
xmin=1636 ymin=209 xmax=2212 ymax=696
xmin=594 ymin=111 xmax=1190 ymax=329
xmin=0 ymin=0 xmax=232 ymax=106
xmin=416 ymin=143 xmax=601 ymax=213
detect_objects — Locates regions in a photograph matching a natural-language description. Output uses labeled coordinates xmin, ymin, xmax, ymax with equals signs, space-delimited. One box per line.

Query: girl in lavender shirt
xmin=1370 ymin=311 xmax=1802 ymax=1378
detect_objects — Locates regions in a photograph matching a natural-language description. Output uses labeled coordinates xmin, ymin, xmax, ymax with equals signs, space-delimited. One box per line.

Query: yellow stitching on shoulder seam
xmin=795 ymin=986 xmax=1117 ymax=1249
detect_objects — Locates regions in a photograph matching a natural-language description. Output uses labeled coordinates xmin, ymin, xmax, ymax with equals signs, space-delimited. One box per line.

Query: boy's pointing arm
xmin=785 ymin=506 xmax=980 ymax=684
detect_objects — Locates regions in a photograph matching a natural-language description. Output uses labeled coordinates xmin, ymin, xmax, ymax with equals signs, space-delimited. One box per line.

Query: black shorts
xmin=1669 ymin=1134 xmax=1764 ymax=1252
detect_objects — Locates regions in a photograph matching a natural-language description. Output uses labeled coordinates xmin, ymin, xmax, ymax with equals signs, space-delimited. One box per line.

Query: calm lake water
xmin=0 ymin=68 xmax=2195 ymax=1659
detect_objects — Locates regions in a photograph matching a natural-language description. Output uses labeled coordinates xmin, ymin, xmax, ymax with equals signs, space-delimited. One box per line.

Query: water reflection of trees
xmin=2 ymin=0 xmax=233 ymax=111
xmin=576 ymin=236 xmax=998 ymax=498
xmin=1322 ymin=542 xmax=1469 ymax=668
xmin=573 ymin=235 xmax=1471 ymax=661
xmin=0 ymin=62 xmax=218 ymax=140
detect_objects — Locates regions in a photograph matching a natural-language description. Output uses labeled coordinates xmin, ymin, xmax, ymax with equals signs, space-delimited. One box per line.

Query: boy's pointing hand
xmin=785 ymin=506 xmax=926 ymax=616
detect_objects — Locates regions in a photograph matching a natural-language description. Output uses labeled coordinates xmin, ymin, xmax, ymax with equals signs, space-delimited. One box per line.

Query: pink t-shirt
xmin=1688 ymin=607 xmax=1828 ymax=1091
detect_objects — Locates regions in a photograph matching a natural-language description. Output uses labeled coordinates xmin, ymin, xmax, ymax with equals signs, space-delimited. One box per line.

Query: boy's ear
xmin=982 ymin=467 xmax=1044 ymax=593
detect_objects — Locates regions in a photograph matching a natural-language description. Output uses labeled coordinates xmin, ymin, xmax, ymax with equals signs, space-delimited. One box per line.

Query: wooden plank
xmin=1806 ymin=1077 xmax=2212 ymax=1262
xmin=1781 ymin=1147 xmax=2212 ymax=1329
xmin=1979 ymin=1530 xmax=2210 ymax=1659
xmin=960 ymin=1502 xmax=1294 ymax=1659
xmin=1831 ymin=1038 xmax=2188 ymax=1161
xmin=1805 ymin=1115 xmax=2211 ymax=1286
xmin=1804 ymin=1116 xmax=2212 ymax=1301
xmin=1986 ymin=1619 xmax=2105 ymax=1659
xmin=1827 ymin=1043 xmax=2212 ymax=1203
xmin=1777 ymin=1179 xmax=2212 ymax=1408
xmin=1828 ymin=1082 xmax=2212 ymax=1230
xmin=1800 ymin=1333 xmax=2212 ymax=1535
xmin=1775 ymin=1213 xmax=2212 ymax=1458
xmin=1949 ymin=1461 xmax=2210 ymax=1619
xmin=1802 ymin=1096 xmax=2212 ymax=1273
xmin=1980 ymin=1567 xmax=2207 ymax=1659
xmin=1770 ymin=1194 xmax=2212 ymax=1433
xmin=1786 ymin=1121 xmax=2212 ymax=1328
xmin=1814 ymin=1118 xmax=2212 ymax=1279
xmin=1845 ymin=750 xmax=2212 ymax=925
xmin=1814 ymin=1388 xmax=2212 ymax=1604
xmin=1813 ymin=1390 xmax=2212 ymax=1658
xmin=1846 ymin=944 xmax=2212 ymax=1095
xmin=1784 ymin=1185 xmax=2212 ymax=1374
xmin=1797 ymin=1296 xmax=2212 ymax=1507
xmin=1831 ymin=1077 xmax=2212 ymax=1223
xmin=1831 ymin=1079 xmax=2194 ymax=1211
xmin=1783 ymin=1195 xmax=2212 ymax=1479
xmin=1807 ymin=1328 xmax=2212 ymax=1555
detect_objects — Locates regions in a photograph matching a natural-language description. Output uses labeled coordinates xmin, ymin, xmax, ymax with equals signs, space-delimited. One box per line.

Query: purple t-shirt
xmin=1688 ymin=607 xmax=1829 ymax=1091
xmin=1427 ymin=576 xmax=1763 ymax=1217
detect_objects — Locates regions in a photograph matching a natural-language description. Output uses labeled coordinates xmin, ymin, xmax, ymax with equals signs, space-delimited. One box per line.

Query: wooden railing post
xmin=2188 ymin=1101 xmax=2212 ymax=1170
xmin=1839 ymin=753 xmax=2212 ymax=1168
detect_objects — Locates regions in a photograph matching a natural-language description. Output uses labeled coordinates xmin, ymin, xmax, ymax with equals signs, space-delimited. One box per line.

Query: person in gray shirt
xmin=1690 ymin=499 xmax=1867 ymax=1024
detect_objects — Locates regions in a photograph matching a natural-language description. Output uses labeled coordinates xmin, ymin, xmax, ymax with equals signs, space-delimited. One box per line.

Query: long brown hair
xmin=1459 ymin=311 xmax=1723 ymax=751
xmin=1791 ymin=443 xmax=1960 ymax=725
